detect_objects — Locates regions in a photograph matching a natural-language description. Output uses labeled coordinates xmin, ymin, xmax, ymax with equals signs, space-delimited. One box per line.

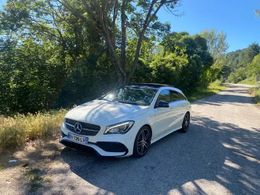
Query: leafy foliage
xmin=200 ymin=30 xmax=228 ymax=59
xmin=225 ymin=43 xmax=260 ymax=83
xmin=153 ymin=32 xmax=213 ymax=92
xmin=0 ymin=0 xmax=217 ymax=115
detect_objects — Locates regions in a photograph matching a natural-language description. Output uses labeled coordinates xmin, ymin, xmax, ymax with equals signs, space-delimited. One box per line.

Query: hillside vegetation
xmin=225 ymin=44 xmax=260 ymax=84
xmin=223 ymin=44 xmax=260 ymax=103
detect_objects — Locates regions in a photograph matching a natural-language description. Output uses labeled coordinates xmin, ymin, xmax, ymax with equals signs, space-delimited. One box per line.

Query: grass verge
xmin=188 ymin=80 xmax=226 ymax=102
xmin=238 ymin=78 xmax=260 ymax=104
xmin=0 ymin=110 xmax=66 ymax=151
xmin=238 ymin=77 xmax=256 ymax=85
xmin=250 ymin=87 xmax=260 ymax=104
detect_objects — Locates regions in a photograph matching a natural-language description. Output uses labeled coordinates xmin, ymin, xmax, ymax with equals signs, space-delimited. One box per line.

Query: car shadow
xmin=60 ymin=115 xmax=260 ymax=194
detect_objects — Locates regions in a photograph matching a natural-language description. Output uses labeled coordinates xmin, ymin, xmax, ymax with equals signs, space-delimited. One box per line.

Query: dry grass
xmin=188 ymin=80 xmax=226 ymax=102
xmin=0 ymin=110 xmax=66 ymax=151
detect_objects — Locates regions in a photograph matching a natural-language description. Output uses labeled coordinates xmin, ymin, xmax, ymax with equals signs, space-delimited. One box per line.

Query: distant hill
xmin=224 ymin=43 xmax=260 ymax=83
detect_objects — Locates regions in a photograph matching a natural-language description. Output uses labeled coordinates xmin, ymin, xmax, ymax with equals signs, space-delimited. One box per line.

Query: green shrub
xmin=254 ymin=88 xmax=260 ymax=104
xmin=239 ymin=76 xmax=256 ymax=85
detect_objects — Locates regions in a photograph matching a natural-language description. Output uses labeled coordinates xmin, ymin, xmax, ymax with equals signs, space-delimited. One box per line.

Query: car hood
xmin=65 ymin=100 xmax=149 ymax=126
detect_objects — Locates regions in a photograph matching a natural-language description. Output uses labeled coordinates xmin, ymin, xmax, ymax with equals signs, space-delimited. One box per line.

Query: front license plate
xmin=68 ymin=133 xmax=88 ymax=144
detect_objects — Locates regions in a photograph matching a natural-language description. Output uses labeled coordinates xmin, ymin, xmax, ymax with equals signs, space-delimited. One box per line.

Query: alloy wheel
xmin=134 ymin=127 xmax=151 ymax=157
xmin=181 ymin=113 xmax=190 ymax=132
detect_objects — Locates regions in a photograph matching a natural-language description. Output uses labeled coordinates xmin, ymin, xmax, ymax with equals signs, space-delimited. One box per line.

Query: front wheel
xmin=133 ymin=126 xmax=152 ymax=158
xmin=181 ymin=112 xmax=190 ymax=133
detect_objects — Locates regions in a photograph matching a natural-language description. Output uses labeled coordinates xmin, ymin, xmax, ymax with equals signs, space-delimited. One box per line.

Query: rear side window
xmin=170 ymin=90 xmax=186 ymax=102
xmin=157 ymin=89 xmax=171 ymax=103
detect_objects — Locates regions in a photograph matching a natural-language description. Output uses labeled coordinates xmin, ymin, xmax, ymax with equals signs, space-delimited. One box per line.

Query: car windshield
xmin=102 ymin=86 xmax=158 ymax=106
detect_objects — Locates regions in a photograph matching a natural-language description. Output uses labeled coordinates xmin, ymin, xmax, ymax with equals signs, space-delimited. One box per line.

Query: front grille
xmin=65 ymin=118 xmax=101 ymax=136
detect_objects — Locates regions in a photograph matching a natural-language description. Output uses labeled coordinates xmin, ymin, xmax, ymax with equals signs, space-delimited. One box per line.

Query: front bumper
xmin=60 ymin=123 xmax=133 ymax=157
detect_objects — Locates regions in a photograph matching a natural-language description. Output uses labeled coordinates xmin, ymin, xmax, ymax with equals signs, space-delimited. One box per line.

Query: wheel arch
xmin=140 ymin=124 xmax=152 ymax=138
xmin=132 ymin=124 xmax=153 ymax=157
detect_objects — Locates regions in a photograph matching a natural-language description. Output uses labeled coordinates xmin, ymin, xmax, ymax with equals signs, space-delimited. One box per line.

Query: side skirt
xmin=151 ymin=126 xmax=182 ymax=144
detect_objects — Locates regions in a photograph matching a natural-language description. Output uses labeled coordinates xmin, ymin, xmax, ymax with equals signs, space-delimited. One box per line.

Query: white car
xmin=60 ymin=83 xmax=191 ymax=157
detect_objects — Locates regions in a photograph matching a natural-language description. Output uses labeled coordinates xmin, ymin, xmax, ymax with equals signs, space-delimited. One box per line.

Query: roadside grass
xmin=250 ymin=87 xmax=260 ymax=104
xmin=238 ymin=76 xmax=256 ymax=85
xmin=240 ymin=78 xmax=260 ymax=104
xmin=0 ymin=163 xmax=4 ymax=171
xmin=0 ymin=110 xmax=66 ymax=151
xmin=188 ymin=80 xmax=225 ymax=102
xmin=255 ymin=88 xmax=260 ymax=104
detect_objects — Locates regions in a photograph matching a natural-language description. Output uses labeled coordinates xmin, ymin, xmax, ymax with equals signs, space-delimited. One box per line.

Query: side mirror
xmin=155 ymin=100 xmax=169 ymax=108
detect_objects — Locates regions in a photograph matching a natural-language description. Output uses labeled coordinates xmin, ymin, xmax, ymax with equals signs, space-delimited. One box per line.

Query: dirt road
xmin=1 ymin=84 xmax=260 ymax=195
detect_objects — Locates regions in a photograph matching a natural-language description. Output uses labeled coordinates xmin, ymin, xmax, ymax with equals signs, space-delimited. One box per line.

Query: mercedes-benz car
xmin=60 ymin=83 xmax=191 ymax=157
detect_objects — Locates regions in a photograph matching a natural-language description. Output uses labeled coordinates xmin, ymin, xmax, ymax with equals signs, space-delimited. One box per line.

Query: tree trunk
xmin=121 ymin=0 xmax=127 ymax=72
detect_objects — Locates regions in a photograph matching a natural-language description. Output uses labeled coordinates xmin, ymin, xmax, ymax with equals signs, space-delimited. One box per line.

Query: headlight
xmin=104 ymin=121 xmax=135 ymax=134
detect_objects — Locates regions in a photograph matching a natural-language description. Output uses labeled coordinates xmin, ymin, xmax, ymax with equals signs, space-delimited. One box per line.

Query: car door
xmin=151 ymin=89 xmax=173 ymax=139
xmin=168 ymin=90 xmax=187 ymax=130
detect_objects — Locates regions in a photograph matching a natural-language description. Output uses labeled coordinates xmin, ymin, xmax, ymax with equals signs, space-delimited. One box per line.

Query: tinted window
xmin=170 ymin=90 xmax=186 ymax=102
xmin=157 ymin=89 xmax=171 ymax=103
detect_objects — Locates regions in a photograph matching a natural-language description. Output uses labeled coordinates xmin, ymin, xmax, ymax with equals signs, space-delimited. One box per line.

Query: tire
xmin=181 ymin=112 xmax=190 ymax=133
xmin=133 ymin=126 xmax=152 ymax=158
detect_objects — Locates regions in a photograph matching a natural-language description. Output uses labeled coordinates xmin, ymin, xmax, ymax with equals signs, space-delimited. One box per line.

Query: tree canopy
xmin=0 ymin=0 xmax=258 ymax=115
xmin=225 ymin=43 xmax=260 ymax=83
xmin=200 ymin=30 xmax=228 ymax=59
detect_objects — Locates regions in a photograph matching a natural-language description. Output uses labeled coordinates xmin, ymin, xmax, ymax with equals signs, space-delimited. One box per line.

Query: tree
xmin=243 ymin=43 xmax=260 ymax=66
xmin=0 ymin=1 xmax=219 ymax=114
xmin=0 ymin=0 xmax=116 ymax=113
xmin=59 ymin=0 xmax=180 ymax=84
xmin=200 ymin=30 xmax=228 ymax=59
xmin=152 ymin=32 xmax=213 ymax=91
xmin=224 ymin=43 xmax=260 ymax=83
xmin=256 ymin=9 xmax=260 ymax=16
xmin=248 ymin=54 xmax=260 ymax=81
xmin=0 ymin=37 xmax=67 ymax=113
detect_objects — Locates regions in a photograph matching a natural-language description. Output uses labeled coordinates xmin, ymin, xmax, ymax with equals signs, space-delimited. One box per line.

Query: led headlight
xmin=104 ymin=121 xmax=135 ymax=134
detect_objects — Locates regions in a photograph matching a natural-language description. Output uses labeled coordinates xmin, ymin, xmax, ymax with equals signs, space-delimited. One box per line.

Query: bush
xmin=253 ymin=87 xmax=260 ymax=104
xmin=0 ymin=110 xmax=66 ymax=150
xmin=228 ymin=67 xmax=247 ymax=83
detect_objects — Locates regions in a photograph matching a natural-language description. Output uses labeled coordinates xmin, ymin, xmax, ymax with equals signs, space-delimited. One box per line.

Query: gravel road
xmin=1 ymin=84 xmax=260 ymax=195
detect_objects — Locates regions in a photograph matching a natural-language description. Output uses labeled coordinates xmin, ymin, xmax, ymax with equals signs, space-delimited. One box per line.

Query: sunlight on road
xmin=168 ymin=179 xmax=232 ymax=195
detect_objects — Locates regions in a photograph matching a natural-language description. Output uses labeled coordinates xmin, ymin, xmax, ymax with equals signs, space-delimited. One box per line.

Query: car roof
xmin=129 ymin=83 xmax=172 ymax=88
xmin=127 ymin=83 xmax=184 ymax=94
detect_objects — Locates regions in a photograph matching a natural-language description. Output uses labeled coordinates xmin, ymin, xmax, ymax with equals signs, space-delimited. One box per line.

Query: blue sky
xmin=0 ymin=0 xmax=259 ymax=52
xmin=158 ymin=0 xmax=260 ymax=51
